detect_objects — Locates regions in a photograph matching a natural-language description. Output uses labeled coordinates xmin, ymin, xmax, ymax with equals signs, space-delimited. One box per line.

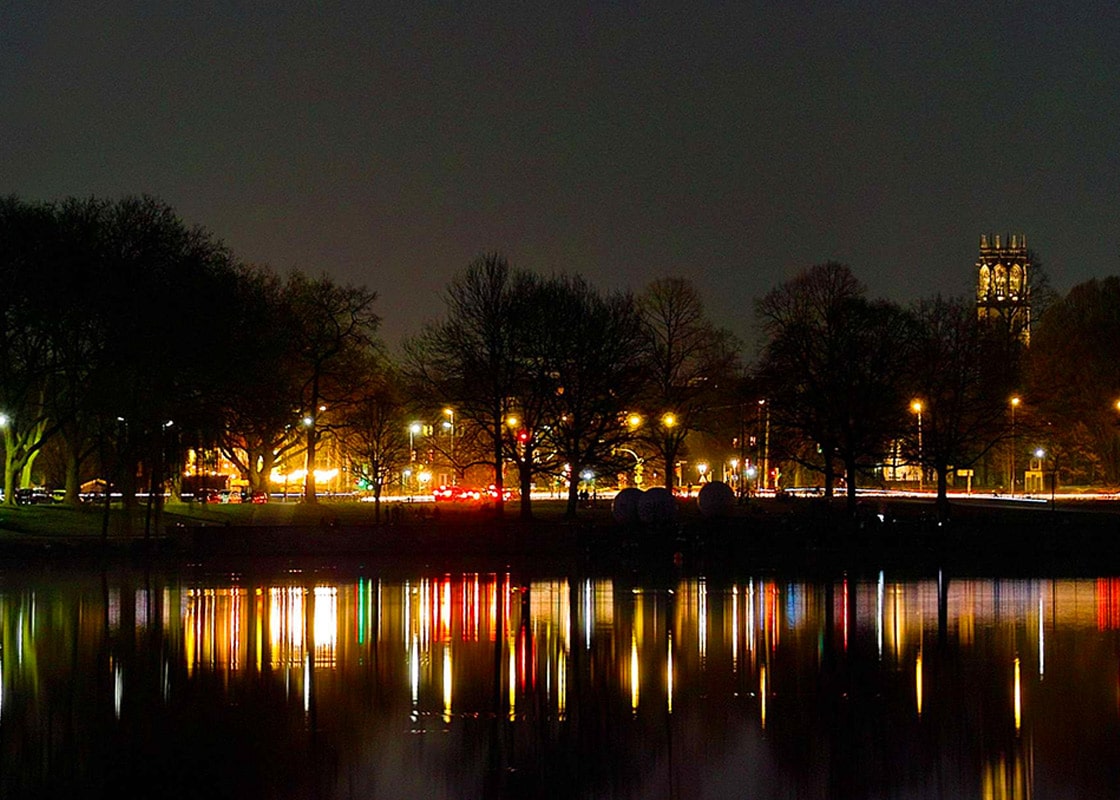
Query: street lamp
xmin=696 ymin=462 xmax=708 ymax=484
xmin=409 ymin=422 xmax=422 ymax=462
xmin=661 ymin=413 xmax=676 ymax=428
xmin=443 ymin=408 xmax=455 ymax=484
xmin=1010 ymin=397 xmax=1021 ymax=495
xmin=911 ymin=400 xmax=924 ymax=491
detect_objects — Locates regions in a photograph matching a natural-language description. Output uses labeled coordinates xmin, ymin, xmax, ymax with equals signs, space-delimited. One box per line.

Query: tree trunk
xmin=518 ymin=460 xmax=533 ymax=521
xmin=822 ymin=446 xmax=836 ymax=500
xmin=492 ymin=412 xmax=505 ymax=519
xmin=303 ymin=425 xmax=318 ymax=503
xmin=663 ymin=442 xmax=678 ymax=491
xmin=64 ymin=445 xmax=82 ymax=506
xmin=565 ymin=473 xmax=580 ymax=520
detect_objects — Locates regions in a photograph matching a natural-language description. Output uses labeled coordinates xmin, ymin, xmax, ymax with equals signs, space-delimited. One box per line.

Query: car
xmin=14 ymin=487 xmax=52 ymax=505
xmin=433 ymin=486 xmax=482 ymax=503
xmin=486 ymin=485 xmax=515 ymax=501
xmin=248 ymin=490 xmax=269 ymax=504
xmin=195 ymin=488 xmax=221 ymax=504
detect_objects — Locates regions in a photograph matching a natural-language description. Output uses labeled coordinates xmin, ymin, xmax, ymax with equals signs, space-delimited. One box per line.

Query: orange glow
xmin=916 ymin=649 xmax=924 ymax=717
xmin=1013 ymin=656 xmax=1022 ymax=733
xmin=1097 ymin=578 xmax=1120 ymax=630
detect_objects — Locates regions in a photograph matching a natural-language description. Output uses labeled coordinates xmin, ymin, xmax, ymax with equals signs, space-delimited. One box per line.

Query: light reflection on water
xmin=2 ymin=569 xmax=1120 ymax=798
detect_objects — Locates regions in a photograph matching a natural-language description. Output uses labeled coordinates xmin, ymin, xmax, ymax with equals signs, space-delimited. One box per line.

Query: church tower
xmin=976 ymin=233 xmax=1031 ymax=345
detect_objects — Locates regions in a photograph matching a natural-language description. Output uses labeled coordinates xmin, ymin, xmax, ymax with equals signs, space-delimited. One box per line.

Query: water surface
xmin=1 ymin=562 xmax=1117 ymax=798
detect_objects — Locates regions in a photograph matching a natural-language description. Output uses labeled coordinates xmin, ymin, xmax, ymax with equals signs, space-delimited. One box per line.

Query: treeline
xmin=2 ymin=194 xmax=1118 ymax=523
xmin=0 ymin=195 xmax=379 ymax=518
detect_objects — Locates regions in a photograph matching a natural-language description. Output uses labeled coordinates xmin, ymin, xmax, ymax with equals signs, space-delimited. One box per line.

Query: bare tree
xmin=1027 ymin=277 xmax=1120 ymax=485
xmin=636 ymin=277 xmax=740 ymax=490
xmin=341 ymin=361 xmax=409 ymax=523
xmin=909 ymin=296 xmax=1014 ymax=520
xmin=405 ymin=254 xmax=532 ymax=519
xmin=285 ymin=271 xmax=380 ymax=502
xmin=756 ymin=263 xmax=914 ymax=513
xmin=535 ymin=276 xmax=646 ymax=519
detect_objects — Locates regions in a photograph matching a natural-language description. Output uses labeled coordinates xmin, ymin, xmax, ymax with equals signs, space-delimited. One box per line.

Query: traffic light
xmin=517 ymin=429 xmax=530 ymax=444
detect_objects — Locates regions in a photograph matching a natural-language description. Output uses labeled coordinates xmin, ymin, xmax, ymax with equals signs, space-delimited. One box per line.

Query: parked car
xmin=486 ymin=485 xmax=515 ymax=502
xmin=248 ymin=490 xmax=269 ymax=504
xmin=195 ymin=488 xmax=221 ymax=504
xmin=433 ymin=486 xmax=482 ymax=503
xmin=14 ymin=487 xmax=53 ymax=505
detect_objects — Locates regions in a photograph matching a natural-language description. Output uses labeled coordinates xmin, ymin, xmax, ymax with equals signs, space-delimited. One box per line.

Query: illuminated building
xmin=976 ymin=233 xmax=1031 ymax=345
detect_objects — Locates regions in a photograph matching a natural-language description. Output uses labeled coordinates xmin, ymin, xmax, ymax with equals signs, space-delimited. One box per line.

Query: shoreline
xmin=0 ymin=496 xmax=1118 ymax=577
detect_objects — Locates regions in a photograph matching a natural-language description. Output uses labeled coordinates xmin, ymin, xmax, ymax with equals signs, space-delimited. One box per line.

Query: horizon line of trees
xmin=3 ymin=193 xmax=1117 ymax=525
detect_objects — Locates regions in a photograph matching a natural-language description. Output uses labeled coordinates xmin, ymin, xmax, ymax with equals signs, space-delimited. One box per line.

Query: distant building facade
xmin=976 ymin=233 xmax=1031 ymax=344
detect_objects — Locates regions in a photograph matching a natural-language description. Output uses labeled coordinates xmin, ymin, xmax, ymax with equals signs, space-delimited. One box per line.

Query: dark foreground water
xmin=1 ymin=559 xmax=1118 ymax=799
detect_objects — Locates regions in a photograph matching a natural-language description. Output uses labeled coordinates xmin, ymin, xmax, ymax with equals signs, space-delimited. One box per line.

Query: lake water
xmin=1 ymin=560 xmax=1117 ymax=798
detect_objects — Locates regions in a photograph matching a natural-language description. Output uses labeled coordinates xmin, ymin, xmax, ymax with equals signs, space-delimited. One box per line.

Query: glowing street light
xmin=661 ymin=413 xmax=676 ymax=428
xmin=1010 ymin=396 xmax=1021 ymax=495
xmin=627 ymin=413 xmax=642 ymax=429
xmin=409 ymin=421 xmax=422 ymax=463
xmin=911 ymin=400 xmax=924 ymax=491
xmin=696 ymin=462 xmax=708 ymax=483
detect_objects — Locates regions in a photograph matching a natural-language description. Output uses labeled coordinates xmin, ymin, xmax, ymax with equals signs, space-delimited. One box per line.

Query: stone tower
xmin=976 ymin=233 xmax=1031 ymax=345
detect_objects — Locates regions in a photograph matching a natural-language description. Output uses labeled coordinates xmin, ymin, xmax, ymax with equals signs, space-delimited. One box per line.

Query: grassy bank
xmin=3 ymin=495 xmax=1120 ymax=575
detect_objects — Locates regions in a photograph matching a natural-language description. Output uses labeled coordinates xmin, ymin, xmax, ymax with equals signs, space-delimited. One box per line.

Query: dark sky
xmin=3 ymin=3 xmax=1117 ymax=353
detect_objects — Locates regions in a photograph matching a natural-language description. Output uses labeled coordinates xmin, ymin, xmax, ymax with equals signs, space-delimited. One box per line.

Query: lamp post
xmin=911 ymin=400 xmax=924 ymax=491
xmin=443 ymin=408 xmax=455 ymax=485
xmin=1034 ymin=448 xmax=1055 ymax=509
xmin=1009 ymin=397 xmax=1020 ymax=495
xmin=756 ymin=400 xmax=765 ymax=491
xmin=409 ymin=422 xmax=421 ymax=463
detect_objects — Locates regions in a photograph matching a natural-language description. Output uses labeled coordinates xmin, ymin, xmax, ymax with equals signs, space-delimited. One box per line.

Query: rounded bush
xmin=612 ymin=487 xmax=643 ymax=524
xmin=697 ymin=481 xmax=736 ymax=518
xmin=638 ymin=487 xmax=678 ymax=524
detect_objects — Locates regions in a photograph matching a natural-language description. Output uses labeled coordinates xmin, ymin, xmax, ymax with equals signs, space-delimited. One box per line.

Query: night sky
xmin=3 ymin=3 xmax=1117 ymax=353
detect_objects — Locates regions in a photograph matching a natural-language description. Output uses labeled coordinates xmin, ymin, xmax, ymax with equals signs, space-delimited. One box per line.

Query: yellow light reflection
xmin=313 ymin=586 xmax=337 ymax=667
xmin=631 ymin=630 xmax=640 ymax=713
xmin=760 ymin=664 xmax=767 ymax=730
xmin=269 ymin=587 xmax=305 ymax=668
xmin=667 ymin=631 xmax=674 ymax=715
xmin=409 ymin=633 xmax=419 ymax=717
xmin=916 ymin=649 xmax=924 ymax=717
xmin=1013 ymin=656 xmax=1022 ymax=733
xmin=255 ymin=588 xmax=263 ymax=672
xmin=731 ymin=586 xmax=739 ymax=674
xmin=508 ymin=634 xmax=516 ymax=720
xmin=558 ymin=652 xmax=567 ymax=720
xmin=442 ymin=644 xmax=453 ymax=723
xmin=698 ymin=578 xmax=707 ymax=664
